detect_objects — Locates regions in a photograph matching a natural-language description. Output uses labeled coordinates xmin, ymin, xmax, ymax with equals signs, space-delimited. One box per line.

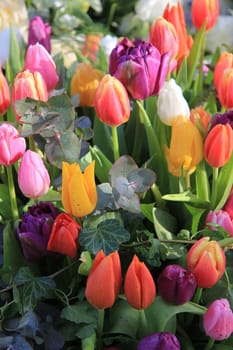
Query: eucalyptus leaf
xmin=127 ymin=168 xmax=156 ymax=193
xmin=109 ymin=155 xmax=138 ymax=185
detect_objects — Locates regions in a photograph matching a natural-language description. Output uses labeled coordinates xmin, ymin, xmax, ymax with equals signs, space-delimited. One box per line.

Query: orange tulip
xmin=204 ymin=123 xmax=233 ymax=168
xmin=217 ymin=69 xmax=233 ymax=110
xmin=0 ymin=66 xmax=10 ymax=115
xmin=213 ymin=52 xmax=233 ymax=90
xmin=81 ymin=34 xmax=102 ymax=62
xmin=70 ymin=62 xmax=104 ymax=107
xmin=124 ymin=255 xmax=156 ymax=309
xmin=94 ymin=74 xmax=130 ymax=127
xmin=186 ymin=237 xmax=226 ymax=288
xmin=47 ymin=213 xmax=80 ymax=258
xmin=190 ymin=106 xmax=211 ymax=134
xmin=85 ymin=250 xmax=122 ymax=309
xmin=191 ymin=0 xmax=219 ymax=31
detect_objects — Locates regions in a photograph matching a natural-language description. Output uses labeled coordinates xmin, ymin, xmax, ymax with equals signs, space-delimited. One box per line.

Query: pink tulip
xmin=28 ymin=16 xmax=51 ymax=53
xmin=0 ymin=123 xmax=26 ymax=166
xmin=23 ymin=43 xmax=59 ymax=92
xmin=223 ymin=186 xmax=233 ymax=220
xmin=18 ymin=150 xmax=50 ymax=199
xmin=205 ymin=210 xmax=233 ymax=237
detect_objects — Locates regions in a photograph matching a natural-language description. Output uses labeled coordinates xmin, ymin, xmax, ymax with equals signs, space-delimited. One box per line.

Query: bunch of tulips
xmin=0 ymin=0 xmax=233 ymax=349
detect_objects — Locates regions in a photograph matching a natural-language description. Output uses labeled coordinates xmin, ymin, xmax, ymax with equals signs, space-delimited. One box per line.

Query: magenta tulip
xmin=28 ymin=16 xmax=51 ymax=53
xmin=205 ymin=210 xmax=233 ymax=237
xmin=18 ymin=150 xmax=50 ymax=199
xmin=0 ymin=123 xmax=26 ymax=166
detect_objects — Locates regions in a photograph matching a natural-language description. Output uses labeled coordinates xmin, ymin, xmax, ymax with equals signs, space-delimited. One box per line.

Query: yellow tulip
xmin=62 ymin=161 xmax=97 ymax=217
xmin=164 ymin=115 xmax=203 ymax=177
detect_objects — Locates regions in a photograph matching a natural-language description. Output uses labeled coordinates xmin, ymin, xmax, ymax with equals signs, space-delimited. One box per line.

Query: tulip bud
xmin=61 ymin=161 xmax=97 ymax=218
xmin=205 ymin=210 xmax=233 ymax=237
xmin=70 ymin=62 xmax=104 ymax=107
xmin=203 ymin=298 xmax=233 ymax=340
xmin=190 ymin=105 xmax=211 ymax=134
xmin=18 ymin=150 xmax=50 ymax=199
xmin=137 ymin=332 xmax=180 ymax=350
xmin=0 ymin=123 xmax=26 ymax=166
xmin=47 ymin=213 xmax=80 ymax=258
xmin=109 ymin=37 xmax=170 ymax=100
xmin=157 ymin=264 xmax=197 ymax=305
xmin=204 ymin=124 xmax=233 ymax=168
xmin=186 ymin=237 xmax=226 ymax=288
xmin=81 ymin=34 xmax=102 ymax=63
xmin=94 ymin=74 xmax=130 ymax=127
xmin=85 ymin=250 xmax=122 ymax=309
xmin=157 ymin=79 xmax=190 ymax=126
xmin=23 ymin=43 xmax=59 ymax=91
xmin=191 ymin=0 xmax=219 ymax=31
xmin=28 ymin=16 xmax=51 ymax=53
xmin=124 ymin=255 xmax=156 ymax=310
xmin=0 ymin=66 xmax=10 ymax=114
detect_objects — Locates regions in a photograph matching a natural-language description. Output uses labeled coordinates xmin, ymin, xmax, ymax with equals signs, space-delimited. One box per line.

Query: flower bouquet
xmin=0 ymin=0 xmax=233 ymax=349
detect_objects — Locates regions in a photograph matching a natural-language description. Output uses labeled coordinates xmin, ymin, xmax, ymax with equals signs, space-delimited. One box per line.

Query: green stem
xmin=138 ymin=309 xmax=148 ymax=338
xmin=97 ymin=308 xmax=105 ymax=350
xmin=210 ymin=167 xmax=219 ymax=209
xmin=193 ymin=287 xmax=203 ymax=305
xmin=6 ymin=165 xmax=19 ymax=221
xmin=29 ymin=135 xmax=36 ymax=152
xmin=111 ymin=126 xmax=120 ymax=161
xmin=203 ymin=338 xmax=215 ymax=350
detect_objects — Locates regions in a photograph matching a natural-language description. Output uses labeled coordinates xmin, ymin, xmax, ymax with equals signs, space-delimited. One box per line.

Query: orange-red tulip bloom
xmin=186 ymin=237 xmax=226 ymax=288
xmin=85 ymin=250 xmax=122 ymax=309
xmin=124 ymin=255 xmax=156 ymax=309
xmin=0 ymin=66 xmax=10 ymax=115
xmin=190 ymin=105 xmax=211 ymax=134
xmin=191 ymin=0 xmax=219 ymax=31
xmin=213 ymin=52 xmax=233 ymax=90
xmin=217 ymin=69 xmax=233 ymax=110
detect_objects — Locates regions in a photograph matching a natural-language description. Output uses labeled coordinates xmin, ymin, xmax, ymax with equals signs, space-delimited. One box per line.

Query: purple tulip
xmin=157 ymin=264 xmax=197 ymax=305
xmin=109 ymin=37 xmax=170 ymax=100
xmin=203 ymin=298 xmax=233 ymax=340
xmin=211 ymin=110 xmax=233 ymax=129
xmin=28 ymin=16 xmax=51 ymax=53
xmin=205 ymin=210 xmax=233 ymax=237
xmin=137 ymin=332 xmax=180 ymax=350
xmin=17 ymin=202 xmax=59 ymax=261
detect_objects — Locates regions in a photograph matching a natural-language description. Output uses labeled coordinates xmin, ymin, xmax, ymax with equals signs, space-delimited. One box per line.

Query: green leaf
xmin=61 ymin=302 xmax=98 ymax=325
xmin=9 ymin=25 xmax=23 ymax=78
xmin=79 ymin=219 xmax=130 ymax=255
xmin=141 ymin=203 xmax=154 ymax=224
xmin=162 ymin=191 xmax=210 ymax=208
xmin=0 ymin=184 xmax=12 ymax=221
xmin=89 ymin=146 xmax=112 ymax=183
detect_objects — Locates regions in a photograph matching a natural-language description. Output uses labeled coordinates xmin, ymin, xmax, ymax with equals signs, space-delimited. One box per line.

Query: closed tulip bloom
xmin=124 ymin=255 xmax=156 ymax=310
xmin=18 ymin=150 xmax=50 ymax=199
xmin=164 ymin=116 xmax=203 ymax=177
xmin=94 ymin=74 xmax=130 ymax=127
xmin=191 ymin=0 xmax=219 ymax=31
xmin=157 ymin=264 xmax=197 ymax=305
xmin=28 ymin=16 xmax=51 ymax=53
xmin=0 ymin=66 xmax=10 ymax=114
xmin=213 ymin=52 xmax=233 ymax=90
xmin=85 ymin=250 xmax=122 ymax=309
xmin=70 ymin=62 xmax=104 ymax=107
xmin=223 ymin=186 xmax=233 ymax=220
xmin=205 ymin=210 xmax=233 ymax=237
xmin=186 ymin=237 xmax=226 ymax=288
xmin=12 ymin=69 xmax=48 ymax=122
xmin=190 ymin=106 xmax=211 ymax=134
xmin=204 ymin=124 xmax=233 ymax=168
xmin=81 ymin=34 xmax=102 ymax=63
xmin=157 ymin=79 xmax=190 ymax=126
xmin=217 ymin=68 xmax=233 ymax=109
xmin=203 ymin=298 xmax=233 ymax=340
xmin=137 ymin=332 xmax=180 ymax=350
xmin=62 ymin=161 xmax=97 ymax=218
xmin=109 ymin=37 xmax=170 ymax=100
xmin=0 ymin=123 xmax=26 ymax=166
xmin=47 ymin=213 xmax=80 ymax=258
xmin=23 ymin=43 xmax=59 ymax=92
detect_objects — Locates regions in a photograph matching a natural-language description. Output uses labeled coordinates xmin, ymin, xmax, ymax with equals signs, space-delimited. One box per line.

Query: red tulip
xmin=213 ymin=52 xmax=233 ymax=90
xmin=191 ymin=0 xmax=219 ymax=31
xmin=217 ymin=68 xmax=233 ymax=109
xmin=0 ymin=66 xmax=10 ymax=114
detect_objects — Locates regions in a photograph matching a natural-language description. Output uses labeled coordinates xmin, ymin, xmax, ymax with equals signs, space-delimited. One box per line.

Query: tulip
xmin=211 ymin=110 xmax=233 ymax=129
xmin=23 ymin=43 xmax=59 ymax=92
xmin=191 ymin=0 xmax=219 ymax=31
xmin=190 ymin=105 xmax=211 ymax=134
xmin=205 ymin=210 xmax=233 ymax=237
xmin=85 ymin=250 xmax=122 ymax=309
xmin=157 ymin=79 xmax=190 ymax=126
xmin=109 ymin=37 xmax=170 ymax=100
xmin=204 ymin=124 xmax=233 ymax=168
xmin=94 ymin=74 xmax=130 ymax=127
xmin=62 ymin=161 xmax=97 ymax=218
xmin=223 ymin=186 xmax=233 ymax=220
xmin=157 ymin=264 xmax=197 ymax=305
xmin=164 ymin=116 xmax=203 ymax=177
xmin=137 ymin=332 xmax=180 ymax=350
xmin=124 ymin=255 xmax=156 ymax=310
xmin=186 ymin=237 xmax=226 ymax=288
xmin=17 ymin=202 xmax=59 ymax=261
xmin=216 ymin=68 xmax=233 ymax=109
xmin=28 ymin=16 xmax=51 ymax=53
xmin=213 ymin=52 xmax=233 ymax=90
xmin=18 ymin=150 xmax=50 ymax=199
xmin=203 ymin=298 xmax=233 ymax=340
xmin=12 ymin=69 xmax=48 ymax=122
xmin=81 ymin=33 xmax=102 ymax=62
xmin=0 ymin=66 xmax=10 ymax=114
xmin=70 ymin=62 xmax=104 ymax=107
xmin=0 ymin=123 xmax=26 ymax=166
xmin=47 ymin=213 xmax=80 ymax=258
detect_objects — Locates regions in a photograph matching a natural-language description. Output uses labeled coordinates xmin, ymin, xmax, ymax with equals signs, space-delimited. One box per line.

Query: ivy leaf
xmin=61 ymin=302 xmax=98 ymax=325
xmin=79 ymin=219 xmax=130 ymax=255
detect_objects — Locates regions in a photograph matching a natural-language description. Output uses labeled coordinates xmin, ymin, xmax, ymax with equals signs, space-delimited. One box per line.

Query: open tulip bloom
xmin=1 ymin=1 xmax=233 ymax=350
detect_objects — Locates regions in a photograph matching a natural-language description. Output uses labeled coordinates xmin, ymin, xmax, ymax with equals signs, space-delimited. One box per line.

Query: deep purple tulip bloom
xmin=28 ymin=16 xmax=51 ymax=53
xmin=157 ymin=264 xmax=197 ymax=305
xmin=211 ymin=111 xmax=233 ymax=130
xmin=17 ymin=202 xmax=59 ymax=261
xmin=137 ymin=332 xmax=180 ymax=350
xmin=109 ymin=37 xmax=170 ymax=100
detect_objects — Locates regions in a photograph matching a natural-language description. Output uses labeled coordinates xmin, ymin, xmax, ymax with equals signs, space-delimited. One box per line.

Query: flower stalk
xmin=6 ymin=165 xmax=19 ymax=221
